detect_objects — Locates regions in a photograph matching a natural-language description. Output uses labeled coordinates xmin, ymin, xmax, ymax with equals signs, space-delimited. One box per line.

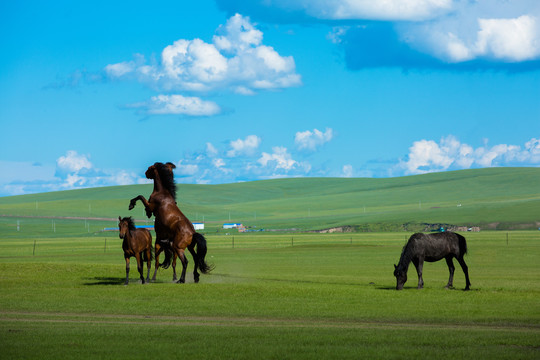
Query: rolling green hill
xmin=1 ymin=167 xmax=539 ymax=233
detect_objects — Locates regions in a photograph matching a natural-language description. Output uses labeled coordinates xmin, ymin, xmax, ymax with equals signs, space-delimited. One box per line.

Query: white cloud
xmin=56 ymin=150 xmax=92 ymax=174
xmin=249 ymin=0 xmax=540 ymax=66
xmin=175 ymin=160 xmax=199 ymax=176
xmin=401 ymin=8 xmax=540 ymax=64
xmin=132 ymin=94 xmax=221 ymax=116
xmin=227 ymin=135 xmax=261 ymax=157
xmin=474 ymin=15 xmax=540 ymax=62
xmin=105 ymin=14 xmax=301 ymax=94
xmin=342 ymin=164 xmax=353 ymax=178
xmin=258 ymin=146 xmax=297 ymax=170
xmin=295 ymin=128 xmax=334 ymax=151
xmin=401 ymin=136 xmax=540 ymax=174
xmin=267 ymin=0 xmax=453 ymax=22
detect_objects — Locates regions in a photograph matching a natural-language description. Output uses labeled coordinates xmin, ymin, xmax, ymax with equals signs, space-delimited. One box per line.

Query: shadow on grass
xmin=83 ymin=277 xmax=179 ymax=285
xmin=83 ymin=277 xmax=126 ymax=286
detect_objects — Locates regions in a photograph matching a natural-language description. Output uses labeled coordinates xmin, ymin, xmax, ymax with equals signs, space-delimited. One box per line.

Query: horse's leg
xmin=124 ymin=256 xmax=130 ymax=285
xmin=412 ymin=258 xmax=424 ymax=289
xmin=176 ymin=249 xmax=188 ymax=284
xmin=152 ymin=243 xmax=162 ymax=282
xmin=445 ymin=257 xmax=455 ymax=289
xmin=128 ymin=195 xmax=153 ymax=218
xmin=188 ymin=242 xmax=199 ymax=283
xmin=145 ymin=248 xmax=152 ymax=282
xmin=135 ymin=253 xmax=145 ymax=284
xmin=457 ymin=256 xmax=471 ymax=290
xmin=172 ymin=253 xmax=178 ymax=282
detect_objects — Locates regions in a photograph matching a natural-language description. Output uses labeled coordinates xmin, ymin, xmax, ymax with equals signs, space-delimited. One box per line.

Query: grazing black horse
xmin=393 ymin=232 xmax=471 ymax=290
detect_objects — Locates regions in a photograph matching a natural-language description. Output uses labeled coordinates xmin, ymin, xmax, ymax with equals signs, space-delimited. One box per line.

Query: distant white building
xmin=193 ymin=222 xmax=204 ymax=230
xmin=223 ymin=223 xmax=242 ymax=229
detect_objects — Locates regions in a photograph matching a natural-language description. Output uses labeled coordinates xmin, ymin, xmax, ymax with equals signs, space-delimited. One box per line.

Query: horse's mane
xmin=121 ymin=216 xmax=136 ymax=231
xmin=397 ymin=234 xmax=419 ymax=270
xmin=155 ymin=162 xmax=177 ymax=200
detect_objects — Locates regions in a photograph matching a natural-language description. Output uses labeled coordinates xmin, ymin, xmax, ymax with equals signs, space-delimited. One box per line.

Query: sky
xmin=1 ymin=0 xmax=539 ymax=196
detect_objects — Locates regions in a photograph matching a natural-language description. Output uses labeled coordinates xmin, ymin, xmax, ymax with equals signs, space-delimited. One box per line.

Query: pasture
xmin=1 ymin=230 xmax=539 ymax=359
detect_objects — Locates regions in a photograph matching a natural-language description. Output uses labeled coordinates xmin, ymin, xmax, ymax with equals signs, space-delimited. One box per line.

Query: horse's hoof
xmin=176 ymin=279 xmax=185 ymax=284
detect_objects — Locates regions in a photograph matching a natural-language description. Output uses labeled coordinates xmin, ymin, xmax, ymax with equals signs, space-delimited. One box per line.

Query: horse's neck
xmin=152 ymin=169 xmax=164 ymax=193
xmin=397 ymin=250 xmax=412 ymax=272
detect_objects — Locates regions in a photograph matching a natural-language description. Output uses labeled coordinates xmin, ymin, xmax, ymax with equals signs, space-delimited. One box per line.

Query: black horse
xmin=393 ymin=232 xmax=471 ymax=290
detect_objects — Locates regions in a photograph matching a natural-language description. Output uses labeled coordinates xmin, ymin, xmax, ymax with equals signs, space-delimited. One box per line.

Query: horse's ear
xmin=394 ymin=264 xmax=397 ymax=269
xmin=166 ymin=162 xmax=176 ymax=170
xmin=118 ymin=216 xmax=122 ymax=221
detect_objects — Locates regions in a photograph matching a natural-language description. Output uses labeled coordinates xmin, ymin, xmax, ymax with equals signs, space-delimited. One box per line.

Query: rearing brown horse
xmin=129 ymin=162 xmax=213 ymax=283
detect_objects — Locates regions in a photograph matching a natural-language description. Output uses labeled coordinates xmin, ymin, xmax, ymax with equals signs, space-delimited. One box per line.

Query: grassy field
xmin=0 ymin=168 xmax=539 ymax=358
xmin=1 ymin=167 xmax=539 ymax=232
xmin=1 ymin=231 xmax=539 ymax=359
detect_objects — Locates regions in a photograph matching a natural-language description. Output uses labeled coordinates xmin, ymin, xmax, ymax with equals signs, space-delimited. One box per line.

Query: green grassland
xmin=0 ymin=168 xmax=539 ymax=358
xmin=0 ymin=232 xmax=539 ymax=359
xmin=0 ymin=167 xmax=539 ymax=233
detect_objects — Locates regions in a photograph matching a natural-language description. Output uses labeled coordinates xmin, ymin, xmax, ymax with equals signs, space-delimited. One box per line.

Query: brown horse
xmin=129 ymin=162 xmax=213 ymax=283
xmin=118 ymin=216 xmax=153 ymax=285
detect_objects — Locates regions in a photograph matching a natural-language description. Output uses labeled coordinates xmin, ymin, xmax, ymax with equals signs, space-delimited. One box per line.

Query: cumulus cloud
xmin=56 ymin=150 xmax=92 ymax=174
xmin=401 ymin=135 xmax=540 ymax=174
xmin=295 ymin=128 xmax=333 ymax=151
xmin=129 ymin=95 xmax=221 ymax=116
xmin=105 ymin=14 xmax=301 ymax=94
xmin=258 ymin=146 xmax=297 ymax=171
xmin=405 ymin=13 xmax=540 ymax=64
xmin=0 ymin=151 xmax=149 ymax=196
xmin=217 ymin=0 xmax=540 ymax=70
xmin=227 ymin=135 xmax=261 ymax=157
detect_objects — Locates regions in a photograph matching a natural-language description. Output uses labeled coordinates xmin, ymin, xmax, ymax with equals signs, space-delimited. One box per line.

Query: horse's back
xmin=410 ymin=231 xmax=464 ymax=259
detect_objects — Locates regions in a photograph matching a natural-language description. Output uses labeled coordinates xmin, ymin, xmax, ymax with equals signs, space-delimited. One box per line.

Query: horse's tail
xmin=158 ymin=240 xmax=173 ymax=269
xmin=456 ymin=233 xmax=468 ymax=256
xmin=193 ymin=232 xmax=214 ymax=274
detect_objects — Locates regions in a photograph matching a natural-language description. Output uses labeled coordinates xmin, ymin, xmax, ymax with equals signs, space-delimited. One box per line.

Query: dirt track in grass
xmin=1 ymin=311 xmax=539 ymax=332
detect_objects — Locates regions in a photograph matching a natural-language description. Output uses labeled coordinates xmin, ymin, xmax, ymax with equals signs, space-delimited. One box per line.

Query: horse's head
xmin=118 ymin=216 xmax=128 ymax=239
xmin=118 ymin=216 xmax=135 ymax=239
xmin=145 ymin=164 xmax=157 ymax=179
xmin=393 ymin=264 xmax=407 ymax=290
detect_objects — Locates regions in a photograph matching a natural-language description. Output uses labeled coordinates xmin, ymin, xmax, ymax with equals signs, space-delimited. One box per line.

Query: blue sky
xmin=1 ymin=0 xmax=539 ymax=196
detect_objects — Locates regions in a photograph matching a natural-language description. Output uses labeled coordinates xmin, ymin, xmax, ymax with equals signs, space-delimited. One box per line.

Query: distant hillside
xmin=1 ymin=167 xmax=539 ymax=232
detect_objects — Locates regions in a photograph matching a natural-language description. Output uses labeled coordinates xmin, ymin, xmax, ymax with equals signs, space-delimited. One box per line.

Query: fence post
xmin=33 ymin=240 xmax=36 ymax=256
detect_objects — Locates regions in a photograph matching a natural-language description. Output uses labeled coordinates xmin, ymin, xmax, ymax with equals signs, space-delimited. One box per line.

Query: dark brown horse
xmin=393 ymin=231 xmax=471 ymax=290
xmin=118 ymin=216 xmax=153 ymax=285
xmin=129 ymin=162 xmax=213 ymax=283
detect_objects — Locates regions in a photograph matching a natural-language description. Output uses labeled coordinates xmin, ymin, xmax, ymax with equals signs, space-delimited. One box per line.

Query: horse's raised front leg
xmin=412 ymin=258 xmax=424 ymax=289
xmin=128 ymin=195 xmax=153 ymax=218
xmin=457 ymin=256 xmax=471 ymax=291
xmin=445 ymin=257 xmax=455 ymax=289
xmin=124 ymin=257 xmax=130 ymax=285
